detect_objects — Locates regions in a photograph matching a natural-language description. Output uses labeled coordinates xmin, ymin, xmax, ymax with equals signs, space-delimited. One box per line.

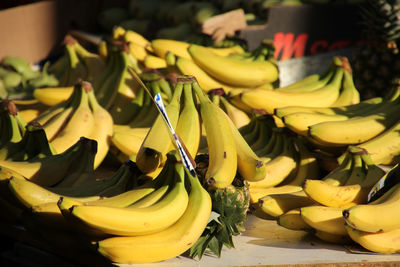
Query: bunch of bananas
xmin=0 ymin=56 xmax=59 ymax=100
xmin=343 ymin=163 xmax=400 ymax=254
xmin=33 ymin=35 xmax=106 ymax=107
xmin=255 ymin=147 xmax=387 ymax=246
xmin=30 ymin=81 xmax=113 ymax=169
xmin=153 ymin=38 xmax=279 ymax=92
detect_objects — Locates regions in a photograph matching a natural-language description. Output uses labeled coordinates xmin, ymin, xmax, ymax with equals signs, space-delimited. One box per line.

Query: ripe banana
xmin=330 ymin=64 xmax=360 ymax=107
xmin=257 ymin=190 xmax=315 ymax=217
xmin=135 ymin=79 xmax=183 ymax=173
xmin=193 ymin=79 xmax=237 ymax=188
xmin=65 ymin=161 xmax=189 ymax=236
xmin=85 ymin=83 xmax=114 ymax=169
xmin=188 ymin=44 xmax=278 ymax=87
xmin=96 ymin=167 xmax=212 ymax=264
xmin=220 ymin=96 xmax=250 ymax=129
xmin=50 ymin=82 xmax=95 ymax=153
xmin=174 ymin=82 xmax=201 ymax=158
xmin=239 ymin=65 xmax=344 ymax=114
xmin=343 ymin=181 xmax=400 ymax=233
xmin=300 ymin=205 xmax=347 ymax=235
xmin=345 ymin=224 xmax=400 ymax=254
xmin=277 ymin=208 xmax=313 ymax=231
xmin=33 ymin=86 xmax=74 ymax=106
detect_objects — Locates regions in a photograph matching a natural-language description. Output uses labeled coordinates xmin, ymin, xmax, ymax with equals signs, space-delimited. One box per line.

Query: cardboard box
xmin=0 ymin=0 xmax=102 ymax=64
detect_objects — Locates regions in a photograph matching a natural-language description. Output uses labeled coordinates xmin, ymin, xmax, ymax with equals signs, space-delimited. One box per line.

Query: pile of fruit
xmin=1 ymin=5 xmax=400 ymax=263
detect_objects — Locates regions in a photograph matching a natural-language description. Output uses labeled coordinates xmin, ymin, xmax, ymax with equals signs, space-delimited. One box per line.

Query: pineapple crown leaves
xmin=360 ymin=0 xmax=400 ymax=43
xmin=189 ymin=183 xmax=250 ymax=260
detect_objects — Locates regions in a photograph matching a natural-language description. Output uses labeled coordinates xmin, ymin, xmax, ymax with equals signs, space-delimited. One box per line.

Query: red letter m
xmin=273 ymin=33 xmax=308 ymax=60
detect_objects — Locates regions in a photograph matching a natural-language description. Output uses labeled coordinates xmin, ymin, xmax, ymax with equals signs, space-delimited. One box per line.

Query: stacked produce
xmin=97 ymin=0 xmax=362 ymax=46
xmin=0 ymin=56 xmax=58 ymax=100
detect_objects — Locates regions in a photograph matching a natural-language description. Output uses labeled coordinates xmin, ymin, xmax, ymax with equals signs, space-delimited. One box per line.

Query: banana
xmin=0 ymin=137 xmax=90 ymax=186
xmin=96 ymin=167 xmax=212 ymax=264
xmin=222 ymin=105 xmax=266 ymax=182
xmin=300 ymin=205 xmax=347 ymax=235
xmin=59 ymin=36 xmax=88 ymax=86
xmin=315 ymin=230 xmax=352 ymax=245
xmin=343 ymin=181 xmax=400 ymax=233
xmin=274 ymin=96 xmax=384 ymax=118
xmin=248 ymin=135 xmax=298 ymax=188
xmin=72 ymin=39 xmax=106 ymax=84
xmin=345 ymin=224 xmax=400 ymax=254
xmin=193 ymin=79 xmax=237 ymax=188
xmin=277 ymin=208 xmax=313 ymax=231
xmin=50 ymin=82 xmax=95 ymax=153
xmin=0 ymin=100 xmax=26 ymax=146
xmin=330 ymin=64 xmax=360 ymax=107
xmin=188 ymin=44 xmax=278 ymax=87
xmin=64 ymin=161 xmax=188 ymax=236
xmin=124 ymin=29 xmax=151 ymax=49
xmin=19 ymin=108 xmax=41 ymax=122
xmin=175 ymin=57 xmax=234 ymax=93
xmin=257 ymin=190 xmax=316 ymax=217
xmin=7 ymin=176 xmax=101 ymax=209
xmin=321 ymin=151 xmax=353 ymax=186
xmin=308 ymin=98 xmax=400 ymax=146
xmin=220 ymin=96 xmax=251 ymax=128
xmin=128 ymin=42 xmax=148 ymax=61
xmin=135 ymin=79 xmax=183 ymax=174
xmin=285 ymin=137 xmax=320 ymax=186
xmin=282 ymin=112 xmax=349 ymax=136
xmin=33 ymin=86 xmax=74 ymax=106
xmin=174 ymin=82 xmax=201 ymax=158
xmin=239 ymin=65 xmax=344 ymax=114
xmin=358 ymin=118 xmax=400 ymax=165
xmin=143 ymin=55 xmax=167 ymax=69
xmin=85 ymin=83 xmax=114 ymax=169
xmin=277 ymin=62 xmax=336 ymax=93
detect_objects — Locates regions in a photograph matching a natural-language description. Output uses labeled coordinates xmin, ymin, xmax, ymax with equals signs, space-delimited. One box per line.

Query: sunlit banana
xmin=135 ymin=79 xmax=183 ymax=174
xmin=96 ymin=167 xmax=212 ymax=264
xmin=277 ymin=208 xmax=313 ymax=231
xmin=193 ymin=79 xmax=237 ymax=188
xmin=345 ymin=224 xmax=400 ymax=254
xmin=188 ymin=44 xmax=278 ymax=87
xmin=50 ymin=82 xmax=95 ymax=153
xmin=300 ymin=205 xmax=347 ymax=235
xmin=220 ymin=96 xmax=250 ymax=129
xmin=33 ymin=86 xmax=74 ymax=106
xmin=240 ymin=65 xmax=344 ymax=114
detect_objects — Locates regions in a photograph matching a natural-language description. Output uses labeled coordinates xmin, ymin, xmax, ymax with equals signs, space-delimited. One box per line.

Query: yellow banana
xmin=274 ymin=96 xmax=383 ymax=118
xmin=308 ymin=99 xmax=400 ymax=146
xmin=248 ymin=135 xmax=298 ymax=188
xmin=315 ymin=230 xmax=352 ymax=244
xmin=300 ymin=205 xmax=347 ymax=235
xmin=220 ymin=96 xmax=251 ymax=128
xmin=343 ymin=181 xmax=400 ymax=233
xmin=277 ymin=208 xmax=313 ymax=231
xmin=124 ymin=29 xmax=151 ymax=49
xmin=249 ymin=185 xmax=302 ymax=205
xmin=240 ymin=66 xmax=344 ymax=114
xmin=222 ymin=106 xmax=266 ymax=182
xmin=65 ymin=162 xmax=189 ymax=236
xmin=85 ymin=83 xmax=114 ymax=169
xmin=257 ymin=190 xmax=315 ymax=217
xmin=50 ymin=82 xmax=95 ymax=153
xmin=188 ymin=44 xmax=278 ymax=87
xmin=135 ymin=80 xmax=183 ymax=173
xmin=193 ymin=80 xmax=237 ymax=188
xmin=345 ymin=224 xmax=400 ymax=254
xmin=111 ymin=127 xmax=149 ymax=157
xmin=143 ymin=55 xmax=167 ymax=69
xmin=96 ymin=167 xmax=212 ymax=264
xmin=33 ymin=86 xmax=74 ymax=106
xmin=330 ymin=65 xmax=360 ymax=107
xmin=128 ymin=42 xmax=148 ymax=62
xmin=174 ymin=82 xmax=201 ymax=158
